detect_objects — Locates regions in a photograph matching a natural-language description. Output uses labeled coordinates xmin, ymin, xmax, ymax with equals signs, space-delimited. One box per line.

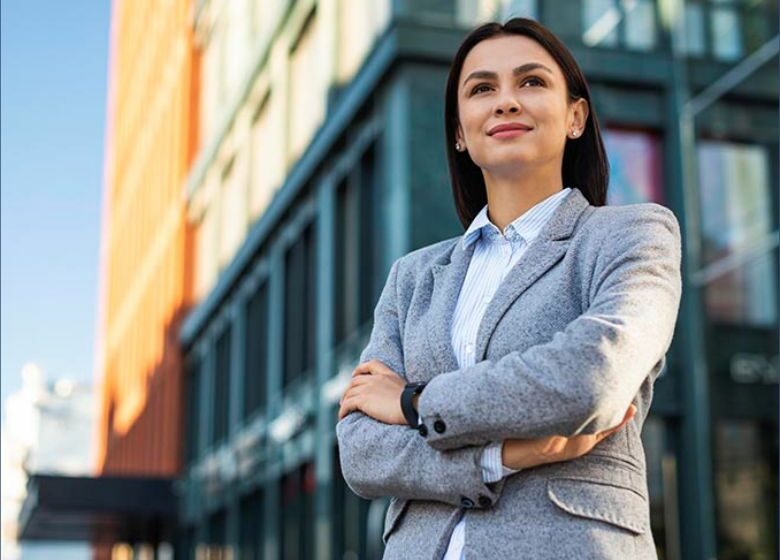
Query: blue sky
xmin=1 ymin=1 xmax=111 ymax=423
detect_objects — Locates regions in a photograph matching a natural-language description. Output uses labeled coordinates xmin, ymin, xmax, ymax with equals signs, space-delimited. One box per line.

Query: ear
xmin=455 ymin=122 xmax=465 ymax=146
xmin=569 ymin=98 xmax=589 ymax=134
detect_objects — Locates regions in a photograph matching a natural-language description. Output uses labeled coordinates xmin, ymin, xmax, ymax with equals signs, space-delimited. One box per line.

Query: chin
xmin=480 ymin=155 xmax=537 ymax=173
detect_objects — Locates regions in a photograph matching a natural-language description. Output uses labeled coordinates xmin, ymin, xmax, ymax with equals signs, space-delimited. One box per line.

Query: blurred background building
xmin=17 ymin=0 xmax=778 ymax=559
xmin=2 ymin=364 xmax=94 ymax=560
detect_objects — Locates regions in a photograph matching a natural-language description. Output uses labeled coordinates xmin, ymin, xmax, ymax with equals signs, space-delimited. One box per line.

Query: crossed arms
xmin=336 ymin=206 xmax=682 ymax=507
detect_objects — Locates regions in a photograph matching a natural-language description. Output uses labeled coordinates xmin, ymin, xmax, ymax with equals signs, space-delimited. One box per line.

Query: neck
xmin=482 ymin=164 xmax=565 ymax=231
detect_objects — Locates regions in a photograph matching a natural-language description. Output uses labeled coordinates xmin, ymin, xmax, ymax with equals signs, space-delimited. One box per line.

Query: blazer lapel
xmin=426 ymin=240 xmax=476 ymax=374
xmin=474 ymin=188 xmax=591 ymax=361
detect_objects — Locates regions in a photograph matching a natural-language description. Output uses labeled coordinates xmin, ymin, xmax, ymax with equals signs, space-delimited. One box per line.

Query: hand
xmin=337 ymin=360 xmax=407 ymax=425
xmin=502 ymin=404 xmax=637 ymax=470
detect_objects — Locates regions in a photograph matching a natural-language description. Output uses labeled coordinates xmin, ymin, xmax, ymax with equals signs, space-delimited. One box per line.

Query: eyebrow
xmin=461 ymin=63 xmax=554 ymax=88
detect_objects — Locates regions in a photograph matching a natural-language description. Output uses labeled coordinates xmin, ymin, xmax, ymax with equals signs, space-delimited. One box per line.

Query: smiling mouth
xmin=490 ymin=128 xmax=532 ymax=139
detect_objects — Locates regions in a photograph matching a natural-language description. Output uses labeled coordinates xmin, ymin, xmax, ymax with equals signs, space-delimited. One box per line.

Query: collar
xmin=461 ymin=187 xmax=572 ymax=251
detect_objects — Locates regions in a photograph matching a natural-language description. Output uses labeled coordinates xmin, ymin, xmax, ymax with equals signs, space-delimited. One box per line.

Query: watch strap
xmin=400 ymin=382 xmax=426 ymax=427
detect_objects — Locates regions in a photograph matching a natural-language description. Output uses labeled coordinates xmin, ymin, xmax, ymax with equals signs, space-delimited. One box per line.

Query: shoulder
xmin=569 ymin=202 xmax=681 ymax=283
xmin=583 ymin=202 xmax=681 ymax=243
xmin=389 ymin=235 xmax=461 ymax=289
xmin=398 ymin=236 xmax=460 ymax=269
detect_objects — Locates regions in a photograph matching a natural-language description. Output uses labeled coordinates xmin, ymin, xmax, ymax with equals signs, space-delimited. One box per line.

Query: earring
xmin=571 ymin=129 xmax=579 ymax=137
xmin=455 ymin=141 xmax=462 ymax=151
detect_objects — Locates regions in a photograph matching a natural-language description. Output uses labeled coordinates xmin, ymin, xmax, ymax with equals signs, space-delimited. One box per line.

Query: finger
xmin=597 ymin=409 xmax=637 ymax=440
xmin=598 ymin=426 xmax=620 ymax=440
xmin=353 ymin=360 xmax=394 ymax=377
xmin=341 ymin=375 xmax=372 ymax=399
xmin=352 ymin=361 xmax=376 ymax=377
xmin=617 ymin=405 xmax=637 ymax=428
xmin=349 ymin=375 xmax=372 ymax=387
xmin=338 ymin=395 xmax=361 ymax=420
xmin=340 ymin=386 xmax=364 ymax=405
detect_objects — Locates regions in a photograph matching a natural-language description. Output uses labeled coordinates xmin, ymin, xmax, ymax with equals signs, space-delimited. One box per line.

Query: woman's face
xmin=455 ymin=34 xmax=588 ymax=176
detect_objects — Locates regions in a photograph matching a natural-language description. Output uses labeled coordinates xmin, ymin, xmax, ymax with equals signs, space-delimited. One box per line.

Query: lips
xmin=488 ymin=123 xmax=533 ymax=135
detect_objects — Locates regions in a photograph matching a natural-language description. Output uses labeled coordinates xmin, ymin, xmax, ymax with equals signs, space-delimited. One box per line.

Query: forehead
xmin=460 ymin=35 xmax=560 ymax=81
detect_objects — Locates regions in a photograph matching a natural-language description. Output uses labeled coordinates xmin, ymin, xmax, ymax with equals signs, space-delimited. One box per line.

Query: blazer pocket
xmin=546 ymin=477 xmax=649 ymax=536
xmin=383 ymin=497 xmax=410 ymax=544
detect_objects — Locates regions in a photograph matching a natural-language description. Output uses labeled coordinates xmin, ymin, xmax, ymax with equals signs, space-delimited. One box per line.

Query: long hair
xmin=444 ymin=18 xmax=609 ymax=228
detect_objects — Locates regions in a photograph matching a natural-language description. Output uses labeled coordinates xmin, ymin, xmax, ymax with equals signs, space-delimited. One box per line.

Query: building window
xmin=240 ymin=489 xmax=265 ymax=560
xmin=333 ymin=144 xmax=380 ymax=348
xmin=683 ymin=0 xmax=777 ymax=61
xmin=225 ymin=0 xmax=251 ymax=101
xmin=197 ymin=200 xmax=220 ymax=301
xmin=250 ymin=94 xmax=283 ymax=221
xmin=697 ymin=141 xmax=776 ymax=326
xmin=709 ymin=0 xmax=743 ymax=61
xmin=244 ymin=279 xmax=269 ymax=420
xmin=582 ymin=0 xmax=657 ymax=51
xmin=200 ymin=16 xmax=229 ymax=142
xmin=279 ymin=463 xmax=316 ymax=560
xmin=283 ymin=222 xmax=317 ymax=388
xmin=500 ymin=0 xmax=538 ymax=20
xmin=684 ymin=2 xmax=707 ymax=56
xmin=640 ymin=415 xmax=677 ymax=558
xmin=713 ymin=419 xmax=778 ymax=558
xmin=213 ymin=325 xmax=232 ymax=445
xmin=185 ymin=356 xmax=202 ymax=464
xmin=220 ymin=155 xmax=249 ymax=267
xmin=337 ymin=0 xmax=392 ymax=83
xmin=207 ymin=509 xmax=229 ymax=560
xmin=289 ymin=9 xmax=327 ymax=161
xmin=332 ymin=446 xmax=373 ymax=559
xmin=455 ymin=0 xmax=538 ymax=27
xmin=603 ymin=129 xmax=664 ymax=205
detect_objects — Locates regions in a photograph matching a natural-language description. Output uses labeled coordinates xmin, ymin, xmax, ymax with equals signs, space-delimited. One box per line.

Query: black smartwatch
xmin=401 ymin=382 xmax=427 ymax=427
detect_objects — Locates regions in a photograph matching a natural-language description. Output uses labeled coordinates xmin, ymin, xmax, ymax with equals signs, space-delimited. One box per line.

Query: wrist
xmin=501 ymin=440 xmax=516 ymax=469
xmin=503 ymin=439 xmax=547 ymax=470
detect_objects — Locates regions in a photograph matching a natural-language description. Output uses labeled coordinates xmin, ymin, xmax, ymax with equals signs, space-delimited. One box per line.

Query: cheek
xmin=460 ymin=100 xmax=491 ymax=129
xmin=461 ymin=111 xmax=484 ymax=136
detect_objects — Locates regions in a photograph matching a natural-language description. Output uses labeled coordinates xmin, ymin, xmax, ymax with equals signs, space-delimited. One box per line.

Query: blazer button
xmin=478 ymin=495 xmax=492 ymax=508
xmin=418 ymin=423 xmax=428 ymax=437
xmin=460 ymin=496 xmax=474 ymax=509
xmin=433 ymin=419 xmax=447 ymax=434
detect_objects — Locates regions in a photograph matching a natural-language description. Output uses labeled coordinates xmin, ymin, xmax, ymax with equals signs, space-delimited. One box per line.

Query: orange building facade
xmin=95 ymin=0 xmax=198 ymax=479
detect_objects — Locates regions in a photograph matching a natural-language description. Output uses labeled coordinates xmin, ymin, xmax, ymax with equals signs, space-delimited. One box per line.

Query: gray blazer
xmin=336 ymin=187 xmax=682 ymax=559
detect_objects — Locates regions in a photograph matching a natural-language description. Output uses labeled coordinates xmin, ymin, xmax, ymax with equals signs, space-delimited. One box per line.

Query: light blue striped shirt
xmin=442 ymin=187 xmax=573 ymax=560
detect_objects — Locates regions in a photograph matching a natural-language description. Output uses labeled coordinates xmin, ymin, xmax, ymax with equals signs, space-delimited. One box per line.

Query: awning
xmin=18 ymin=474 xmax=177 ymax=543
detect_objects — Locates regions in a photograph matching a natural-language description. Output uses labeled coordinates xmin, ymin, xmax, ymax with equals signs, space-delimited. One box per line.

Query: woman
xmin=336 ymin=17 xmax=681 ymax=560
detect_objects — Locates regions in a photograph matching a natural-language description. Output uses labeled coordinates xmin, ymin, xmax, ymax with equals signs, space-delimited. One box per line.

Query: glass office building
xmin=178 ymin=1 xmax=778 ymax=559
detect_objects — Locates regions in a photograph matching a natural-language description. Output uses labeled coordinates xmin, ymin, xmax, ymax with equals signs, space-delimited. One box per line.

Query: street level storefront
xmin=18 ymin=475 xmax=177 ymax=546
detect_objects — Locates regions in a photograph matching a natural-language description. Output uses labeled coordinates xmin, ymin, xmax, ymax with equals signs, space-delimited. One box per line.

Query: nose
xmin=494 ymin=91 xmax=521 ymax=116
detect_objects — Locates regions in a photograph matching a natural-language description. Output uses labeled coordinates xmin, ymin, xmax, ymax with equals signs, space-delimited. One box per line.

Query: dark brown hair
xmin=445 ymin=18 xmax=609 ymax=228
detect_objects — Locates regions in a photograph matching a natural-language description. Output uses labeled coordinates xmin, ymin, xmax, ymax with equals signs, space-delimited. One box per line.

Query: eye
xmin=522 ymin=76 xmax=544 ymax=87
xmin=471 ymin=83 xmax=492 ymax=95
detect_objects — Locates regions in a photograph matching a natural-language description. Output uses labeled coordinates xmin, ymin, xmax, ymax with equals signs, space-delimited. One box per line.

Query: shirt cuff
xmin=480 ymin=441 xmax=505 ymax=483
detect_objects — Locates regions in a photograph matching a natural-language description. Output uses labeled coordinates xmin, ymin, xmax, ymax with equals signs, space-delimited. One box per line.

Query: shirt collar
xmin=461 ymin=187 xmax=572 ymax=251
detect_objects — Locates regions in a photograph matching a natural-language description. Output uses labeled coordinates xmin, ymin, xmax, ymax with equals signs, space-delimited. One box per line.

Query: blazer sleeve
xmin=335 ymin=258 xmax=503 ymax=508
xmin=416 ymin=205 xmax=683 ymax=451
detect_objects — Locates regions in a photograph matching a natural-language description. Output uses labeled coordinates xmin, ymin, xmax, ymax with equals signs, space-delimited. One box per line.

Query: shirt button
xmin=478 ymin=495 xmax=492 ymax=508
xmin=433 ymin=419 xmax=447 ymax=434
xmin=465 ymin=343 xmax=474 ymax=354
xmin=418 ymin=423 xmax=428 ymax=437
xmin=460 ymin=496 xmax=475 ymax=509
